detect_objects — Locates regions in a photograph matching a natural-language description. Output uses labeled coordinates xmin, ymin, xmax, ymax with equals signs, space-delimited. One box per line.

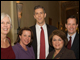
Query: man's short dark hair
xmin=66 ymin=15 xmax=78 ymax=24
xmin=34 ymin=5 xmax=46 ymax=13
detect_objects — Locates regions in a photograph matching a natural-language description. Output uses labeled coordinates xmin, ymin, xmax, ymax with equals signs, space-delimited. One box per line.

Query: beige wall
xmin=49 ymin=1 xmax=59 ymax=27
xmin=1 ymin=1 xmax=14 ymax=46
xmin=1 ymin=1 xmax=11 ymax=14
xmin=1 ymin=1 xmax=60 ymax=46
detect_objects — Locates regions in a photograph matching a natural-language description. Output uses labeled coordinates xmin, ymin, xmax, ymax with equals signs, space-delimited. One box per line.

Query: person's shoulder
xmin=76 ymin=32 xmax=79 ymax=37
xmin=74 ymin=32 xmax=79 ymax=42
xmin=46 ymin=24 xmax=57 ymax=29
xmin=66 ymin=49 xmax=76 ymax=58
xmin=29 ymin=25 xmax=36 ymax=31
xmin=68 ymin=49 xmax=74 ymax=53
xmin=63 ymin=47 xmax=76 ymax=59
xmin=65 ymin=48 xmax=74 ymax=54
xmin=30 ymin=25 xmax=35 ymax=28
xmin=12 ymin=43 xmax=19 ymax=49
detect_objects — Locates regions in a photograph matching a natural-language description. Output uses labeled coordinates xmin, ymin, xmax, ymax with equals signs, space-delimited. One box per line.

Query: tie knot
xmin=69 ymin=36 xmax=71 ymax=40
xmin=41 ymin=27 xmax=43 ymax=30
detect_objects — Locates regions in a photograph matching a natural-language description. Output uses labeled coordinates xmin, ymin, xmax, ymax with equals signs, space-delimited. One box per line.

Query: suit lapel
xmin=46 ymin=24 xmax=50 ymax=38
xmin=33 ymin=25 xmax=37 ymax=46
xmin=71 ymin=32 xmax=79 ymax=50
xmin=46 ymin=24 xmax=55 ymax=52
xmin=33 ymin=25 xmax=37 ymax=41
xmin=31 ymin=25 xmax=37 ymax=58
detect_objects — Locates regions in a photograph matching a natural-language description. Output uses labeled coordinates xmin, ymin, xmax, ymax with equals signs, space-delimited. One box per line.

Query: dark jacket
xmin=66 ymin=32 xmax=79 ymax=59
xmin=30 ymin=24 xmax=57 ymax=59
xmin=46 ymin=46 xmax=76 ymax=59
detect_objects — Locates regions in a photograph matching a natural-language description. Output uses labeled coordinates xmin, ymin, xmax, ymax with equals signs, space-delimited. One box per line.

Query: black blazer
xmin=66 ymin=32 xmax=79 ymax=59
xmin=30 ymin=24 xmax=57 ymax=59
xmin=47 ymin=46 xmax=76 ymax=59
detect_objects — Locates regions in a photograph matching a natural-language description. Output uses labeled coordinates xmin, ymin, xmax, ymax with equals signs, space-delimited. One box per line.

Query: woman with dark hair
xmin=12 ymin=27 xmax=35 ymax=59
xmin=46 ymin=30 xmax=76 ymax=59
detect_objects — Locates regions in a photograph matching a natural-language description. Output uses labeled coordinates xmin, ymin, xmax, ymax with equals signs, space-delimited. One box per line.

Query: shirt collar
xmin=36 ymin=23 xmax=46 ymax=30
xmin=67 ymin=32 xmax=76 ymax=41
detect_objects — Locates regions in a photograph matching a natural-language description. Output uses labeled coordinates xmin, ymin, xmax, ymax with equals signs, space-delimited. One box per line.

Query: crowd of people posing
xmin=1 ymin=5 xmax=79 ymax=59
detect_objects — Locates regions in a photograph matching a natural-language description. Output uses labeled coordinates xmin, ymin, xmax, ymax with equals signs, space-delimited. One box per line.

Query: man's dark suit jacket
xmin=66 ymin=32 xmax=79 ymax=59
xmin=47 ymin=46 xmax=76 ymax=59
xmin=30 ymin=24 xmax=57 ymax=59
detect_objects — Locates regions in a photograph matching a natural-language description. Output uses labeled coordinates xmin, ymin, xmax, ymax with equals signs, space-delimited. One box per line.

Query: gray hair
xmin=1 ymin=13 xmax=12 ymax=24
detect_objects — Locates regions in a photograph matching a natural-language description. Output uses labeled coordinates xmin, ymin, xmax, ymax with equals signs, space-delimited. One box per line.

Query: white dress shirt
xmin=35 ymin=23 xmax=49 ymax=59
xmin=67 ymin=32 xmax=76 ymax=46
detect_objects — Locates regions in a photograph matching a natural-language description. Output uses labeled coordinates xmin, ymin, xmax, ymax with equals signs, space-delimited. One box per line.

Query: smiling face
xmin=1 ymin=16 xmax=11 ymax=35
xmin=52 ymin=35 xmax=64 ymax=50
xmin=34 ymin=8 xmax=46 ymax=26
xmin=65 ymin=18 xmax=78 ymax=36
xmin=19 ymin=30 xmax=31 ymax=46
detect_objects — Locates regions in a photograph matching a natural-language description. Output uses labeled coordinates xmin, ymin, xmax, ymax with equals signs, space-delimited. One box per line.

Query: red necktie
xmin=67 ymin=36 xmax=71 ymax=49
xmin=40 ymin=27 xmax=45 ymax=59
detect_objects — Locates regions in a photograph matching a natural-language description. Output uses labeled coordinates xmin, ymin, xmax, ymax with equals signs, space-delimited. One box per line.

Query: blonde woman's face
xmin=52 ymin=35 xmax=64 ymax=50
xmin=1 ymin=16 xmax=11 ymax=35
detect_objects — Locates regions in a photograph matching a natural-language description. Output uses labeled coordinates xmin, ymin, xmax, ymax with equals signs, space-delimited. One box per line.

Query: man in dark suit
xmin=30 ymin=5 xmax=57 ymax=59
xmin=65 ymin=15 xmax=79 ymax=59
